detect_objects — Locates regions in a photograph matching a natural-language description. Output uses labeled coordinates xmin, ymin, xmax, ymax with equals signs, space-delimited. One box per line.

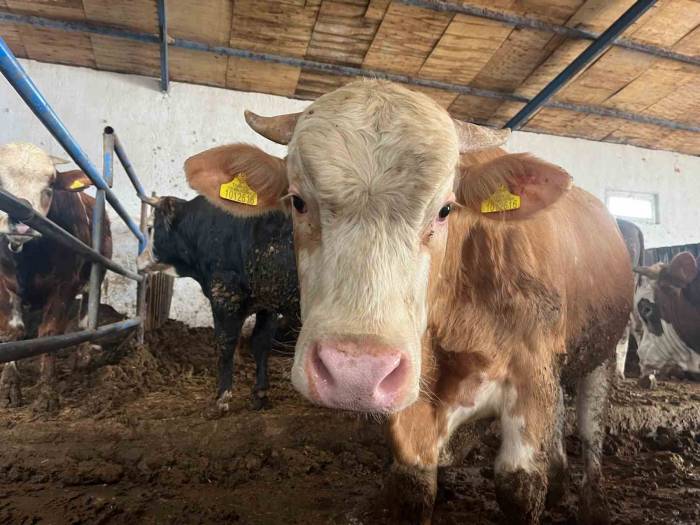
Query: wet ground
xmin=0 ymin=319 xmax=698 ymax=524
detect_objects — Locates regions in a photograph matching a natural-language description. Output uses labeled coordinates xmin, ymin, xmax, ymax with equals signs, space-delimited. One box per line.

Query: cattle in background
xmin=184 ymin=81 xmax=632 ymax=525
xmin=633 ymin=252 xmax=700 ymax=381
xmin=615 ymin=218 xmax=645 ymax=378
xmin=0 ymin=143 xmax=112 ymax=413
xmin=137 ymin=195 xmax=299 ymax=411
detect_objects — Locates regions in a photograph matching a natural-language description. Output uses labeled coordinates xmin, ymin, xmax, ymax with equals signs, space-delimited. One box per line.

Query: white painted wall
xmin=1 ymin=60 xmax=698 ymax=326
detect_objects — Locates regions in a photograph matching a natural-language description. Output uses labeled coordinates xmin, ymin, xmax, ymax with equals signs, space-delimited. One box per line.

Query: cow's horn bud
xmin=244 ymin=110 xmax=301 ymax=145
xmin=454 ymin=120 xmax=511 ymax=153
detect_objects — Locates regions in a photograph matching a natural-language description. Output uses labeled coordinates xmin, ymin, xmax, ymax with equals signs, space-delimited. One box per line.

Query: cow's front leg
xmin=211 ymin=309 xmax=244 ymax=413
xmin=31 ymin=285 xmax=77 ymax=414
xmin=248 ymin=310 xmax=276 ymax=410
xmin=576 ymin=360 xmax=613 ymax=525
xmin=0 ymin=361 xmax=22 ymax=408
xmin=493 ymin=381 xmax=557 ymax=525
xmin=0 ymin=288 xmax=25 ymax=408
xmin=32 ymin=353 xmax=59 ymax=413
xmin=386 ymin=400 xmax=441 ymax=525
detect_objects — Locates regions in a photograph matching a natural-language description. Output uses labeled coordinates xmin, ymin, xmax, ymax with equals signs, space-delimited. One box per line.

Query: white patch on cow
xmin=241 ymin=314 xmax=256 ymax=339
xmin=8 ymin=293 xmax=23 ymax=331
xmin=445 ymin=380 xmax=502 ymax=436
xmin=496 ymin=413 xmax=536 ymax=473
xmin=439 ymin=378 xmax=504 ymax=451
xmin=638 ymin=320 xmax=700 ymax=375
xmin=615 ymin=324 xmax=630 ymax=379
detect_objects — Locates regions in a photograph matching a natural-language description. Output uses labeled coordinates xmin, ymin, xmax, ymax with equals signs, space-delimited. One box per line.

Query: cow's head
xmin=635 ymin=252 xmax=700 ymax=332
xmin=136 ymin=195 xmax=185 ymax=277
xmin=0 ymin=143 xmax=93 ymax=251
xmin=185 ymin=80 xmax=571 ymax=413
xmin=633 ymin=253 xmax=700 ymax=375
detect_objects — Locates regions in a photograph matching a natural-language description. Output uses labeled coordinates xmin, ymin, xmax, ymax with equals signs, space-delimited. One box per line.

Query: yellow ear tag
xmin=480 ymin=185 xmax=521 ymax=213
xmin=69 ymin=179 xmax=86 ymax=190
xmin=219 ymin=173 xmax=258 ymax=206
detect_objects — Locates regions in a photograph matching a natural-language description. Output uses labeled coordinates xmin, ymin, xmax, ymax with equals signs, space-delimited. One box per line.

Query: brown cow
xmin=184 ymin=81 xmax=632 ymax=524
xmin=0 ymin=143 xmax=112 ymax=413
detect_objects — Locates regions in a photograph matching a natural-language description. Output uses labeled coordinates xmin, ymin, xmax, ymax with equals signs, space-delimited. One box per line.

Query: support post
xmin=157 ymin=0 xmax=169 ymax=92
xmin=108 ymin=127 xmax=147 ymax=198
xmin=136 ymin=192 xmax=151 ymax=344
xmin=86 ymin=130 xmax=114 ymax=329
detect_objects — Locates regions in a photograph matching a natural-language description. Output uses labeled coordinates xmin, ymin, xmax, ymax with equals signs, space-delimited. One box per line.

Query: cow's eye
xmin=40 ymin=188 xmax=53 ymax=207
xmin=438 ymin=204 xmax=452 ymax=222
xmin=292 ymin=195 xmax=307 ymax=214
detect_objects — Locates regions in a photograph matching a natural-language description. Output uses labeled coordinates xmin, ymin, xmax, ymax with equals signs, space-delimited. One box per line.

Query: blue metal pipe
xmin=0 ymin=37 xmax=147 ymax=252
xmin=505 ymin=0 xmax=657 ymax=130
xmin=157 ymin=0 xmax=169 ymax=92
xmin=105 ymin=127 xmax=148 ymax=198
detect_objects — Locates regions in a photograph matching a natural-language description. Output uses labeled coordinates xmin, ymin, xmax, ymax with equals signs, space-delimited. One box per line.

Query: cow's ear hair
xmin=663 ymin=252 xmax=698 ymax=288
xmin=53 ymin=170 xmax=93 ymax=192
xmin=159 ymin=197 xmax=180 ymax=228
xmin=456 ymin=153 xmax=572 ymax=220
xmin=185 ymin=144 xmax=287 ymax=217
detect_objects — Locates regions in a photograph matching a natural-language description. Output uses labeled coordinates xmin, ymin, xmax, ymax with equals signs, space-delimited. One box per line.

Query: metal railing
xmin=0 ymin=36 xmax=150 ymax=361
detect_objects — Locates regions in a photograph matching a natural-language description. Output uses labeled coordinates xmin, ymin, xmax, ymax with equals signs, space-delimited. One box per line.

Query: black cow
xmin=137 ymin=195 xmax=299 ymax=410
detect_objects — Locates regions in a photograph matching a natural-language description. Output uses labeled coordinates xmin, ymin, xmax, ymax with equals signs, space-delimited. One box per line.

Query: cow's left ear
xmin=53 ymin=170 xmax=93 ymax=192
xmin=457 ymin=153 xmax=572 ymax=220
xmin=663 ymin=252 xmax=698 ymax=288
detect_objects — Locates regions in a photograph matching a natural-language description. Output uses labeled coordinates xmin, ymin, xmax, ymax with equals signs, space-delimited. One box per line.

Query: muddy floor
xmin=0 ymin=319 xmax=698 ymax=525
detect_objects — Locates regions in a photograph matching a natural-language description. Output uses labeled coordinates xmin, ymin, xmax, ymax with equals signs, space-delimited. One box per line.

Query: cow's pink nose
xmin=13 ymin=223 xmax=30 ymax=235
xmin=307 ymin=341 xmax=410 ymax=412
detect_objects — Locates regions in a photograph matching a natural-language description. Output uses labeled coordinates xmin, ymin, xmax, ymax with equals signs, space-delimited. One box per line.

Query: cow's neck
xmin=430 ymin=212 xmax=560 ymax=349
xmin=425 ymin=211 xmax=561 ymax=408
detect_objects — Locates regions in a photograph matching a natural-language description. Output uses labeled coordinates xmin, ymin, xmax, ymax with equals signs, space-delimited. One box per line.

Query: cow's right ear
xmin=185 ymin=144 xmax=287 ymax=217
xmin=663 ymin=252 xmax=698 ymax=288
xmin=457 ymin=153 xmax=572 ymax=220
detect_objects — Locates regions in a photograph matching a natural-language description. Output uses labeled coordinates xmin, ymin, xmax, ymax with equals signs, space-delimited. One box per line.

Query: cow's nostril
xmin=376 ymin=356 xmax=407 ymax=398
xmin=312 ymin=345 xmax=335 ymax=387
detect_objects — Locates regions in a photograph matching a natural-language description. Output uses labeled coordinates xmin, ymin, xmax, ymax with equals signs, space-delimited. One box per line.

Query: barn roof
xmin=0 ymin=0 xmax=699 ymax=156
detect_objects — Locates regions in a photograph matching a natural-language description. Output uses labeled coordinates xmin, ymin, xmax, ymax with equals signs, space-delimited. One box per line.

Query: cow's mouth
xmin=3 ymin=231 xmax=40 ymax=253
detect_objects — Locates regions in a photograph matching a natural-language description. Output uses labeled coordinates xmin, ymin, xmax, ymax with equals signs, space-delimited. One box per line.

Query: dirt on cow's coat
xmin=0 ymin=319 xmax=698 ymax=525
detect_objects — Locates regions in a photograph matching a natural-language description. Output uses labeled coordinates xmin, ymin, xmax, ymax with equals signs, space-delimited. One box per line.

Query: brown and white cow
xmin=633 ymin=252 xmax=700 ymax=380
xmin=0 ymin=143 xmax=112 ymax=413
xmin=184 ymin=81 xmax=632 ymax=524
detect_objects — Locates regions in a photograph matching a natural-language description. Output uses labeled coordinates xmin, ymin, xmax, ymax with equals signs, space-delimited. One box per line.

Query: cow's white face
xmin=0 ymin=143 xmax=91 ymax=251
xmin=283 ymin=84 xmax=460 ymax=413
xmin=0 ymin=143 xmax=57 ymax=237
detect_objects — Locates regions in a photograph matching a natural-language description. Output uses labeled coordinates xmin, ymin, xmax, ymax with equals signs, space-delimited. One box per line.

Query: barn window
xmin=605 ymin=190 xmax=658 ymax=224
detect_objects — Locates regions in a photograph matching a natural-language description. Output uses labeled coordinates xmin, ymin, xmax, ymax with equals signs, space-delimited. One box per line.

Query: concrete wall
xmin=2 ymin=60 xmax=699 ymax=326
